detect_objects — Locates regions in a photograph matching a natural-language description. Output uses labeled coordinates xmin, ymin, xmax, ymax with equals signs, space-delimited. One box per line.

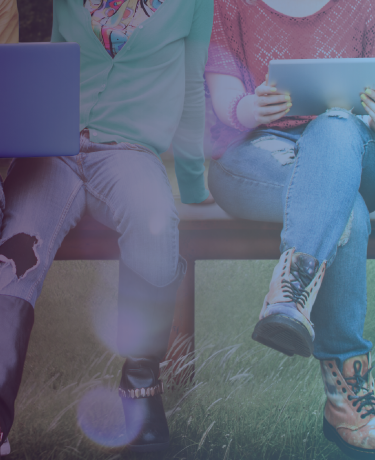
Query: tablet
xmin=0 ymin=42 xmax=80 ymax=158
xmin=268 ymin=58 xmax=375 ymax=116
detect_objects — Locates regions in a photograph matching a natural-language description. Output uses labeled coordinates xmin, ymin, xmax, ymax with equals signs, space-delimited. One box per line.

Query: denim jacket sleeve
xmin=172 ymin=0 xmax=213 ymax=204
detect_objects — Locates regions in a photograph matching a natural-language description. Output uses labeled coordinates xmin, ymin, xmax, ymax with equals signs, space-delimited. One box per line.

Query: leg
xmin=211 ymin=114 xmax=375 ymax=357
xmin=312 ymin=193 xmax=372 ymax=367
xmin=0 ymin=156 xmax=85 ymax=445
xmin=280 ymin=111 xmax=375 ymax=265
xmin=81 ymin=148 xmax=186 ymax=451
xmin=269 ymin=112 xmax=375 ymax=358
xmin=314 ymin=194 xmax=375 ymax=458
xmin=209 ymin=129 xmax=326 ymax=356
xmin=0 ymin=156 xmax=86 ymax=304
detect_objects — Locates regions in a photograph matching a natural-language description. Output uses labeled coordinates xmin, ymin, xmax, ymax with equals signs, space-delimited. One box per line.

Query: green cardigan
xmin=51 ymin=0 xmax=213 ymax=203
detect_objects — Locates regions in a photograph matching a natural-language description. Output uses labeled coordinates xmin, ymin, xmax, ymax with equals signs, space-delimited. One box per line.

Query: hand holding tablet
xmin=236 ymin=75 xmax=292 ymax=129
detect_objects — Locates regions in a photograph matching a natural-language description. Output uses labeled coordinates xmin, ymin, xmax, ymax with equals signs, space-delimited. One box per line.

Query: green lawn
xmin=5 ymin=259 xmax=375 ymax=459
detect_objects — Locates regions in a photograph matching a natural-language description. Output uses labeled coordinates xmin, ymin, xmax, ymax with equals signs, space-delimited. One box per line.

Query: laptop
xmin=0 ymin=42 xmax=80 ymax=157
xmin=268 ymin=58 xmax=375 ymax=116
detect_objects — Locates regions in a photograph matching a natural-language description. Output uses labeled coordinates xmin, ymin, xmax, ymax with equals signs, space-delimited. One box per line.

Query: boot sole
xmin=252 ymin=314 xmax=313 ymax=357
xmin=323 ymin=416 xmax=375 ymax=459
xmin=127 ymin=440 xmax=170 ymax=452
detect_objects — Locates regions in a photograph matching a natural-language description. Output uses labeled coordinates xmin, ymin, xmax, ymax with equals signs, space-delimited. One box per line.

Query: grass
xmin=5 ymin=259 xmax=375 ymax=459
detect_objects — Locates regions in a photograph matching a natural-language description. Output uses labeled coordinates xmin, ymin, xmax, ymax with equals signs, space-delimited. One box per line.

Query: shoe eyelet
xmin=342 ymin=388 xmax=347 ymax=393
xmin=314 ymin=282 xmax=317 ymax=287
xmin=336 ymin=380 xmax=341 ymax=385
xmin=310 ymin=288 xmax=313 ymax=293
xmin=318 ymin=275 xmax=321 ymax=279
xmin=328 ymin=363 xmax=333 ymax=368
xmin=332 ymin=372 xmax=337 ymax=377
xmin=281 ymin=272 xmax=285 ymax=276
xmin=284 ymin=259 xmax=287 ymax=263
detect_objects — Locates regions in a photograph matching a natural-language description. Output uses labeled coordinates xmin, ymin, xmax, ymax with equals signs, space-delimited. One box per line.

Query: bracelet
xmin=228 ymin=92 xmax=252 ymax=131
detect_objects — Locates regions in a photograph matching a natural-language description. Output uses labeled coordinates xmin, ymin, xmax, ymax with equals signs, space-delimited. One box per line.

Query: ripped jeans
xmin=208 ymin=110 xmax=375 ymax=367
xmin=0 ymin=147 xmax=180 ymax=307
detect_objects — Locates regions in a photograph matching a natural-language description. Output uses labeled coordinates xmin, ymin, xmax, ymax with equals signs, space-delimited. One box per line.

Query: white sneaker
xmin=0 ymin=437 xmax=11 ymax=456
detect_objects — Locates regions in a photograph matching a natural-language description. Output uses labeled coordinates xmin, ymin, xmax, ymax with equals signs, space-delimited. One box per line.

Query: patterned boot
xmin=321 ymin=354 xmax=375 ymax=459
xmin=252 ymin=247 xmax=326 ymax=357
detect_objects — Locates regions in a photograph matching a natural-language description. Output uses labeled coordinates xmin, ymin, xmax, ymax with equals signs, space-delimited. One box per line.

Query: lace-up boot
xmin=322 ymin=354 xmax=375 ymax=459
xmin=252 ymin=247 xmax=326 ymax=357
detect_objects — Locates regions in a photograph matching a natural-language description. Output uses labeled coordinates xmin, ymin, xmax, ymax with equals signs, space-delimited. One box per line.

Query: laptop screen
xmin=0 ymin=42 xmax=80 ymax=158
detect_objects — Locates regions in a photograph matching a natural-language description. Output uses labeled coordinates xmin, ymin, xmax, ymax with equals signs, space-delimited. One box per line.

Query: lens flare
xmin=77 ymin=386 xmax=141 ymax=447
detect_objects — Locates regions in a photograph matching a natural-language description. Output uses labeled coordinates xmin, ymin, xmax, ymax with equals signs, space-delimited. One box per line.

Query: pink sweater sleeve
xmin=205 ymin=0 xmax=244 ymax=81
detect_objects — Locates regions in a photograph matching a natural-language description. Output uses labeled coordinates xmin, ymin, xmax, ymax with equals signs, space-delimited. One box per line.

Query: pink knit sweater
xmin=206 ymin=0 xmax=375 ymax=158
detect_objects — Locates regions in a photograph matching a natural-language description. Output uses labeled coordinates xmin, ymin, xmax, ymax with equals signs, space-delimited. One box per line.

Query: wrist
xmin=228 ymin=93 xmax=254 ymax=131
xmin=236 ymin=94 xmax=259 ymax=130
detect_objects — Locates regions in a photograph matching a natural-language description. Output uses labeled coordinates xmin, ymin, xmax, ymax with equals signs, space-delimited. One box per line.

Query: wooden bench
xmin=54 ymin=198 xmax=375 ymax=358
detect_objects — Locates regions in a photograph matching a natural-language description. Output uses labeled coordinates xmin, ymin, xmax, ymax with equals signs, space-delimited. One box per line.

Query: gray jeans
xmin=0 ymin=141 xmax=180 ymax=307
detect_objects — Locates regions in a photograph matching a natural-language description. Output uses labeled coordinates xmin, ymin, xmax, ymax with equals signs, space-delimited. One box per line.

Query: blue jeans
xmin=208 ymin=110 xmax=375 ymax=368
xmin=0 ymin=147 xmax=180 ymax=307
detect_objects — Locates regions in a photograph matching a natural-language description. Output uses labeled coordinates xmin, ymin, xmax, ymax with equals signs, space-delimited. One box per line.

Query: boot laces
xmin=281 ymin=260 xmax=314 ymax=309
xmin=346 ymin=360 xmax=375 ymax=419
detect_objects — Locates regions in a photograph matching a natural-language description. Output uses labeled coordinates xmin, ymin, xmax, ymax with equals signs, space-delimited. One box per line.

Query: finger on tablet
xmin=361 ymin=93 xmax=375 ymax=112
xmin=256 ymin=84 xmax=277 ymax=96
xmin=260 ymin=101 xmax=292 ymax=116
xmin=365 ymin=87 xmax=375 ymax=102
xmin=361 ymin=101 xmax=375 ymax=121
xmin=258 ymin=94 xmax=291 ymax=107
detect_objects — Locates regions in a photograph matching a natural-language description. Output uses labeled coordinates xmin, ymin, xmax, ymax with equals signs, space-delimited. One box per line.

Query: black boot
xmin=117 ymin=257 xmax=186 ymax=452
xmin=119 ymin=357 xmax=168 ymax=452
xmin=0 ymin=295 xmax=34 ymax=448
